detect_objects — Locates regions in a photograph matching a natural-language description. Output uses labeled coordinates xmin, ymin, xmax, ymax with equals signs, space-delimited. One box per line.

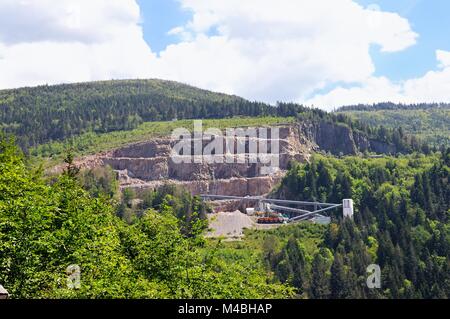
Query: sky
xmin=0 ymin=0 xmax=449 ymax=110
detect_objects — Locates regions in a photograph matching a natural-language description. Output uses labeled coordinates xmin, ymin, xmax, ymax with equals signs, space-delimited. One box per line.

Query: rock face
xmin=300 ymin=121 xmax=358 ymax=155
xmin=298 ymin=121 xmax=397 ymax=155
xmin=99 ymin=125 xmax=310 ymax=197
xmin=63 ymin=121 xmax=398 ymax=197
xmin=125 ymin=174 xmax=285 ymax=197
xmin=112 ymin=140 xmax=173 ymax=158
xmin=103 ymin=157 xmax=169 ymax=181
xmin=97 ymin=126 xmax=313 ymax=196
xmin=56 ymin=125 xmax=310 ymax=197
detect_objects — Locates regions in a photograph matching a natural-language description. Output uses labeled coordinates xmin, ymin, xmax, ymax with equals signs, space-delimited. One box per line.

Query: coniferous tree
xmin=310 ymin=248 xmax=332 ymax=299
xmin=330 ymin=253 xmax=348 ymax=299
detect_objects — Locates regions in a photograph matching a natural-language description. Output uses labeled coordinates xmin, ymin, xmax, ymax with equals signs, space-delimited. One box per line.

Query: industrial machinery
xmin=201 ymin=194 xmax=353 ymax=224
xmin=252 ymin=202 xmax=289 ymax=224
xmin=257 ymin=216 xmax=285 ymax=224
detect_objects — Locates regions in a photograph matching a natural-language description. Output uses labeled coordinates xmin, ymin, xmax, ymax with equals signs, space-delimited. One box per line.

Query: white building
xmin=343 ymin=199 xmax=354 ymax=219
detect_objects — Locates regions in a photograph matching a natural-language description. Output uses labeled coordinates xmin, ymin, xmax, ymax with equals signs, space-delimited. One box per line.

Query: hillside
xmin=270 ymin=152 xmax=450 ymax=298
xmin=0 ymin=79 xmax=428 ymax=157
xmin=0 ymin=81 xmax=449 ymax=300
xmin=2 ymin=135 xmax=449 ymax=299
xmin=0 ymin=79 xmax=279 ymax=149
xmin=338 ymin=103 xmax=450 ymax=146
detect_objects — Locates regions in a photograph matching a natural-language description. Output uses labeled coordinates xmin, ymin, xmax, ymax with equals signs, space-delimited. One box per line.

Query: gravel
xmin=206 ymin=211 xmax=255 ymax=238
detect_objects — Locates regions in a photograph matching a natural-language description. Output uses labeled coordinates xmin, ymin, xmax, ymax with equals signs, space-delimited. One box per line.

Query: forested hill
xmin=337 ymin=103 xmax=450 ymax=146
xmin=0 ymin=79 xmax=429 ymax=155
xmin=0 ymin=79 xmax=354 ymax=150
xmin=0 ymin=79 xmax=283 ymax=149
xmin=338 ymin=102 xmax=450 ymax=112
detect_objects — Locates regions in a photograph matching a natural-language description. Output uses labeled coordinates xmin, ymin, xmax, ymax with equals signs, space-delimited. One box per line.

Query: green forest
xmin=0 ymin=80 xmax=430 ymax=155
xmin=1 ymin=80 xmax=449 ymax=299
xmin=0 ymin=137 xmax=292 ymax=299
xmin=0 ymin=80 xmax=287 ymax=150
xmin=1 ymin=135 xmax=449 ymax=298
xmin=273 ymin=152 xmax=449 ymax=298
xmin=338 ymin=103 xmax=450 ymax=146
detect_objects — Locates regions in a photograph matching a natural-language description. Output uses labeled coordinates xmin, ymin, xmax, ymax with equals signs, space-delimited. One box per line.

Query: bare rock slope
xmin=66 ymin=125 xmax=314 ymax=197
xmin=61 ymin=120 xmax=398 ymax=198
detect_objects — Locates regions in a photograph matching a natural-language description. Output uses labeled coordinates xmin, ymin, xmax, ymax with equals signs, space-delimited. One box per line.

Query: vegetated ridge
xmin=338 ymin=102 xmax=450 ymax=146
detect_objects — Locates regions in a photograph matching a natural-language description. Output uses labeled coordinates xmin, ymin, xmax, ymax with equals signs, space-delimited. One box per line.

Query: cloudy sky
xmin=0 ymin=0 xmax=449 ymax=110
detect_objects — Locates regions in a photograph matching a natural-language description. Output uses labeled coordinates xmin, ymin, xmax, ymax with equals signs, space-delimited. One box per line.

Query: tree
xmin=123 ymin=188 xmax=136 ymax=207
xmin=330 ymin=253 xmax=348 ymax=299
xmin=330 ymin=253 xmax=351 ymax=299
xmin=64 ymin=149 xmax=80 ymax=178
xmin=271 ymin=233 xmax=314 ymax=297
xmin=317 ymin=161 xmax=333 ymax=201
xmin=331 ymin=172 xmax=352 ymax=203
xmin=263 ymin=235 xmax=280 ymax=268
xmin=310 ymin=248 xmax=333 ymax=299
xmin=0 ymin=137 xmax=293 ymax=299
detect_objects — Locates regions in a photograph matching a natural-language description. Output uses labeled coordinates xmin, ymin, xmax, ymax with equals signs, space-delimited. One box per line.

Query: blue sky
xmin=139 ymin=0 xmax=450 ymax=83
xmin=358 ymin=0 xmax=450 ymax=81
xmin=137 ymin=0 xmax=191 ymax=53
xmin=1 ymin=0 xmax=450 ymax=109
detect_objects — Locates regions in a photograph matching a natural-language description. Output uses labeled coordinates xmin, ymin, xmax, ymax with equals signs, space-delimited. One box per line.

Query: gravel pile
xmin=206 ymin=211 xmax=255 ymax=238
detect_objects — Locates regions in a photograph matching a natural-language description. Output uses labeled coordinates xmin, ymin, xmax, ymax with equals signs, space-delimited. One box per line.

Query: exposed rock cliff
xmin=125 ymin=174 xmax=285 ymax=197
xmin=99 ymin=125 xmax=311 ymax=196
xmin=298 ymin=121 xmax=397 ymax=155
xmin=61 ymin=120 xmax=398 ymax=197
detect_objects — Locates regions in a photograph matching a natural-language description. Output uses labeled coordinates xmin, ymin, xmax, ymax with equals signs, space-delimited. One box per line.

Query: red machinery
xmin=257 ymin=216 xmax=285 ymax=224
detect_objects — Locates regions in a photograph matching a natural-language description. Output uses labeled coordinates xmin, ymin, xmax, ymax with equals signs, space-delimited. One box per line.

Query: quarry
xmin=69 ymin=124 xmax=314 ymax=197
xmin=58 ymin=121 xmax=380 ymax=237
xmin=67 ymin=120 xmax=395 ymax=198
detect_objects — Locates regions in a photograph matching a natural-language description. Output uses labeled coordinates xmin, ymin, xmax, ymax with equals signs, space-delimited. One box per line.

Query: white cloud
xmin=436 ymin=50 xmax=450 ymax=68
xmin=152 ymin=0 xmax=418 ymax=102
xmin=402 ymin=51 xmax=450 ymax=102
xmin=0 ymin=0 xmax=157 ymax=89
xmin=6 ymin=0 xmax=449 ymax=111
xmin=305 ymin=77 xmax=404 ymax=111
xmin=0 ymin=0 xmax=141 ymax=44
xmin=306 ymin=50 xmax=450 ymax=110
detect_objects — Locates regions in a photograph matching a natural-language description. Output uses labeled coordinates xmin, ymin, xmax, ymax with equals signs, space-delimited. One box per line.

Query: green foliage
xmin=78 ymin=166 xmax=119 ymax=200
xmin=30 ymin=116 xmax=295 ymax=167
xmin=310 ymin=248 xmax=333 ymax=299
xmin=339 ymin=103 xmax=450 ymax=146
xmin=0 ymin=137 xmax=292 ymax=299
xmin=207 ymin=222 xmax=325 ymax=298
xmin=0 ymin=137 xmax=134 ymax=298
xmin=0 ymin=79 xmax=300 ymax=151
xmin=273 ymin=149 xmax=450 ymax=299
xmin=1 ymin=131 xmax=449 ymax=299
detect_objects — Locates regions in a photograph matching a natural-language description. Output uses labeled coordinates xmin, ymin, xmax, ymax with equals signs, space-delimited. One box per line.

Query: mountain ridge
xmin=0 ymin=78 xmax=444 ymax=155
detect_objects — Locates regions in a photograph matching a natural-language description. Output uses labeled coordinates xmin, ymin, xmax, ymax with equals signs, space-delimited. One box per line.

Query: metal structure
xmin=200 ymin=194 xmax=352 ymax=223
